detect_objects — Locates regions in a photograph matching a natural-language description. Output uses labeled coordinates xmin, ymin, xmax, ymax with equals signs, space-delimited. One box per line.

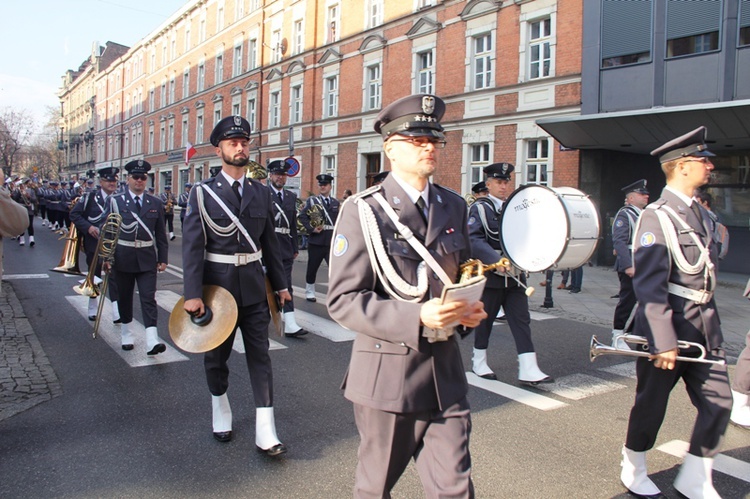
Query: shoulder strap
xmin=199 ymin=184 xmax=259 ymax=253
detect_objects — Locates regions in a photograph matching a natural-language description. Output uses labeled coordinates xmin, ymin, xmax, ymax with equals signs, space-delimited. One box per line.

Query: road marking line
xmin=657 ymin=440 xmax=750 ymax=483
xmin=294 ymin=309 xmax=356 ymax=342
xmin=164 ymin=264 xmax=183 ymax=279
xmin=2 ymin=274 xmax=50 ymax=280
xmin=66 ymin=295 xmax=189 ymax=367
xmin=292 ymin=285 xmax=328 ymax=305
xmin=598 ymin=361 xmax=637 ymax=379
xmin=465 ymin=372 xmax=568 ymax=411
xmin=231 ymin=333 xmax=287 ymax=352
xmin=535 ymin=373 xmax=627 ymax=400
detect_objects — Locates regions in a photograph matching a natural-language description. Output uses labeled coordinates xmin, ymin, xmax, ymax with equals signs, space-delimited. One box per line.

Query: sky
xmin=0 ymin=0 xmax=189 ymax=137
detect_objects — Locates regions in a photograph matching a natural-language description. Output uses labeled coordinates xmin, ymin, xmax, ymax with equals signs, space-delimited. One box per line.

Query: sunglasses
xmin=131 ymin=174 xmax=147 ymax=181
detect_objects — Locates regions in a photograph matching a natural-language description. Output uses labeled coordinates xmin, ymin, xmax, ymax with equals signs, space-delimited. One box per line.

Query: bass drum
xmin=499 ymin=185 xmax=600 ymax=273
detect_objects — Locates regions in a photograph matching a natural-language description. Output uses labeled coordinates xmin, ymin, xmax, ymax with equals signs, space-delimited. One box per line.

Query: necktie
xmin=323 ymin=197 xmax=330 ymax=209
xmin=232 ymin=181 xmax=242 ymax=203
xmin=277 ymin=191 xmax=283 ymax=203
xmin=416 ymin=196 xmax=428 ymax=224
xmin=134 ymin=195 xmax=141 ymax=212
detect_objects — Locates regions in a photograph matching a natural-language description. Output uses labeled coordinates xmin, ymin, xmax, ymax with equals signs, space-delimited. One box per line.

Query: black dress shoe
xmin=88 ymin=315 xmax=96 ymax=321
xmin=520 ymin=375 xmax=554 ymax=387
xmin=113 ymin=318 xmax=122 ymax=324
xmin=147 ymin=343 xmax=166 ymax=355
xmin=306 ymin=297 xmax=316 ymax=302
xmin=284 ymin=328 xmax=309 ymax=338
xmin=473 ymin=370 xmax=497 ymax=380
xmin=121 ymin=344 xmax=134 ymax=351
xmin=257 ymin=442 xmax=287 ymax=457
xmin=170 ymin=235 xmax=176 ymax=241
xmin=213 ymin=431 xmax=232 ymax=443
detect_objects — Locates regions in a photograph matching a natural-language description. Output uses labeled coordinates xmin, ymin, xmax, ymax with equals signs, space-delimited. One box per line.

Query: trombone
xmin=73 ymin=213 xmax=122 ymax=338
xmin=589 ymin=334 xmax=725 ymax=366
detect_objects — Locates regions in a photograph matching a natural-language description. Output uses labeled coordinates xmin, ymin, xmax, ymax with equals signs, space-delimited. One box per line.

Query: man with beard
xmin=267 ymin=160 xmax=307 ymax=337
xmin=618 ymin=127 xmax=731 ymax=498
xmin=182 ymin=116 xmax=291 ymax=456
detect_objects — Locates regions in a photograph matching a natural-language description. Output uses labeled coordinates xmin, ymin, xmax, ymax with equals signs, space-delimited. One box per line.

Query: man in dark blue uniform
xmin=610 ymin=179 xmax=649 ymax=347
xmin=619 ymin=127 xmax=731 ymax=498
xmin=70 ymin=167 xmax=121 ymax=322
xmin=106 ymin=160 xmax=169 ymax=354
xmin=182 ymin=116 xmax=291 ymax=456
xmin=178 ymin=183 xmax=192 ymax=230
xmin=467 ymin=162 xmax=553 ymax=385
xmin=299 ymin=173 xmax=339 ymax=302
xmin=160 ymin=185 xmax=177 ymax=241
xmin=267 ymin=160 xmax=307 ymax=337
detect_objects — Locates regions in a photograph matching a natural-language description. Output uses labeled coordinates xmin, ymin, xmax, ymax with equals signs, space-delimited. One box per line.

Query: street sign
xmin=285 ymin=156 xmax=300 ymax=177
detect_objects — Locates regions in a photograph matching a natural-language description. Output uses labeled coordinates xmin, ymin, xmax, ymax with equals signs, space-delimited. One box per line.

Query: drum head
xmin=500 ymin=185 xmax=568 ymax=272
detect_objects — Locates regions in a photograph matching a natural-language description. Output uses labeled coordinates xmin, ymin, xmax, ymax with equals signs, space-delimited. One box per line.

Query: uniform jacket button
xmin=375 ymin=343 xmax=382 ymax=349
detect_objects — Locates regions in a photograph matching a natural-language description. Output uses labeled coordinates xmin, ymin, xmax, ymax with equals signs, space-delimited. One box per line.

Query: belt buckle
xmin=235 ymin=253 xmax=249 ymax=266
xmin=134 ymin=240 xmax=142 ymax=249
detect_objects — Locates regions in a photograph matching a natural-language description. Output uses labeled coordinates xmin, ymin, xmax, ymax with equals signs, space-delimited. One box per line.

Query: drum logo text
xmin=512 ymin=196 xmax=542 ymax=212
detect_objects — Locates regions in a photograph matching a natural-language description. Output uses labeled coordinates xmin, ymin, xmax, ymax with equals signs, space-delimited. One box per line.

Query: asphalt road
xmin=1 ymin=225 xmax=748 ymax=498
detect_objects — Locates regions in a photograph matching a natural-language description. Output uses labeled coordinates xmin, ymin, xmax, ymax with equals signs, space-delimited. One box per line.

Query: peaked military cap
xmin=185 ymin=183 xmax=193 ymax=188
xmin=267 ymin=160 xmax=287 ymax=174
xmin=374 ymin=94 xmax=446 ymax=139
xmin=164 ymin=185 xmax=171 ymax=190
xmin=373 ymin=171 xmax=389 ymax=184
xmin=49 ymin=180 xmax=59 ymax=186
xmin=471 ymin=181 xmax=489 ymax=194
xmin=484 ymin=162 xmax=515 ymax=180
xmin=316 ymin=173 xmax=334 ymax=185
xmin=650 ymin=126 xmax=715 ymax=163
xmin=148 ymin=187 xmax=155 ymax=193
xmin=97 ymin=167 xmax=119 ymax=181
xmin=621 ymin=179 xmax=649 ymax=195
xmin=210 ymin=115 xmax=252 ymax=146
xmin=124 ymin=160 xmax=151 ymax=175
xmin=86 ymin=178 xmax=94 ymax=185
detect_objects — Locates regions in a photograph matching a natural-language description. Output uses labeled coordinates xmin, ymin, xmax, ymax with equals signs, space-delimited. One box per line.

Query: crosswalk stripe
xmin=155 ymin=290 xmax=287 ymax=351
xmin=292 ymin=285 xmax=328 ymax=305
xmin=656 ymin=439 xmax=750 ymax=483
xmin=597 ymin=361 xmax=637 ymax=379
xmin=66 ymin=295 xmax=189 ymax=367
xmin=535 ymin=373 xmax=627 ymax=400
xmin=164 ymin=264 xmax=183 ymax=279
xmin=466 ymin=372 xmax=568 ymax=411
xmin=2 ymin=274 xmax=49 ymax=280
xmin=294 ymin=309 xmax=356 ymax=342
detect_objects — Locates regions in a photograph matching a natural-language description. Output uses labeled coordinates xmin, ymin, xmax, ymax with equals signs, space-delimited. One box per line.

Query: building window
xmin=235 ymin=0 xmax=244 ymax=20
xmin=272 ymin=30 xmax=282 ymax=63
xmin=417 ymin=50 xmax=434 ymax=94
xmin=148 ymin=127 xmax=154 ymax=154
xmin=666 ymin=0 xmax=721 ymax=57
xmin=324 ymin=76 xmax=338 ymax=118
xmin=215 ymin=54 xmax=224 ymax=85
xmin=160 ymin=83 xmax=167 ymax=108
xmin=198 ymin=64 xmax=205 ymax=92
xmin=149 ymin=89 xmax=155 ymax=112
xmin=196 ymin=111 xmax=204 ymax=144
xmin=290 ymin=85 xmax=303 ymax=124
xmin=367 ymin=0 xmax=383 ymax=29
xmin=137 ymin=128 xmax=142 ymax=154
xmin=528 ymin=18 xmax=551 ymax=79
xmin=270 ymin=91 xmax=281 ymax=128
xmin=293 ymin=20 xmax=304 ymax=54
xmin=199 ymin=18 xmax=206 ymax=43
xmin=601 ymin=0 xmax=652 ymax=67
xmin=365 ymin=64 xmax=381 ymax=111
xmin=525 ymin=139 xmax=549 ymax=186
xmin=742 ymin=0 xmax=750 ymax=47
xmin=185 ymin=27 xmax=191 ymax=51
xmin=171 ymin=38 xmax=177 ymax=61
xmin=183 ymin=70 xmax=190 ymax=99
xmin=324 ymin=155 xmax=337 ymax=173
xmin=160 ymin=124 xmax=166 ymax=152
xmin=327 ymin=4 xmax=339 ymax=44
xmin=233 ymin=45 xmax=243 ymax=76
xmin=217 ymin=6 xmax=224 ymax=32
xmin=168 ymin=121 xmax=175 ymax=151
xmin=471 ymin=144 xmax=490 ymax=185
xmin=182 ymin=116 xmax=189 ymax=147
xmin=232 ymin=98 xmax=241 ymax=116
xmin=416 ymin=0 xmax=433 ymax=10
xmin=213 ymin=107 xmax=222 ymax=129
xmin=247 ymin=97 xmax=256 ymax=130
xmin=169 ymin=78 xmax=176 ymax=104
xmin=473 ymin=34 xmax=493 ymax=90
xmin=249 ymin=38 xmax=258 ymax=69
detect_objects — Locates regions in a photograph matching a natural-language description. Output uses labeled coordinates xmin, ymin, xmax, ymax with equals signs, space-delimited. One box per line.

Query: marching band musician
xmin=70 ymin=167 xmax=121 ymax=323
xmin=471 ymin=180 xmax=489 ymax=199
xmin=182 ymin=116 xmax=291 ymax=456
xmin=37 ymin=179 xmax=49 ymax=227
xmin=178 ymin=183 xmax=192 ymax=231
xmin=730 ymin=278 xmax=750 ymax=428
xmin=11 ymin=178 xmax=37 ymax=247
xmin=467 ymin=163 xmax=553 ymax=385
xmin=327 ymin=94 xmax=486 ymax=497
xmin=619 ymin=127 xmax=731 ymax=498
xmin=267 ymin=160 xmax=307 ymax=338
xmin=160 ymin=185 xmax=177 ymax=241
xmin=45 ymin=181 xmax=63 ymax=231
xmin=610 ymin=179 xmax=649 ymax=348
xmin=105 ymin=160 xmax=169 ymax=354
xmin=299 ymin=173 xmax=339 ymax=302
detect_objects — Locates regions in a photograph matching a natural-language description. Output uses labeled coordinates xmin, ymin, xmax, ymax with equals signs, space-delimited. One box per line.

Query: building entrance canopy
xmin=537 ymin=100 xmax=750 ymax=156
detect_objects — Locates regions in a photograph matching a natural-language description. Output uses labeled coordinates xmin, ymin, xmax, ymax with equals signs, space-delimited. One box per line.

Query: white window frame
xmin=246 ymin=97 xmax=257 ymax=131
xmin=472 ymin=33 xmax=494 ymax=90
xmin=290 ymin=84 xmax=303 ymax=124
xmin=181 ymin=116 xmax=189 ymax=147
xmin=524 ymin=138 xmax=550 ymax=186
xmin=233 ymin=44 xmax=243 ymax=76
xmin=519 ymin=8 xmax=557 ymax=82
xmin=365 ymin=63 xmax=382 ymax=111
xmin=148 ymin=126 xmax=154 ymax=154
xmin=416 ymin=49 xmax=435 ymax=95
xmin=196 ymin=110 xmax=204 ymax=144
xmin=183 ymin=68 xmax=190 ymax=99
xmin=293 ymin=20 xmax=304 ymax=55
xmin=198 ymin=63 xmax=205 ymax=92
xmin=248 ymin=38 xmax=258 ymax=70
xmin=213 ymin=106 xmax=222 ymax=130
xmin=269 ymin=90 xmax=281 ymax=128
xmin=168 ymin=120 xmax=175 ymax=151
xmin=215 ymin=53 xmax=224 ymax=85
xmin=366 ymin=0 xmax=383 ymax=29
xmin=470 ymin=143 xmax=490 ymax=186
xmin=326 ymin=4 xmax=340 ymax=44
xmin=160 ymin=124 xmax=166 ymax=152
xmin=324 ymin=75 xmax=339 ymax=118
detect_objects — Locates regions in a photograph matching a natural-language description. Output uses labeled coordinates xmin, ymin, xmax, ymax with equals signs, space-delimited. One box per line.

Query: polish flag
xmin=185 ymin=142 xmax=197 ymax=165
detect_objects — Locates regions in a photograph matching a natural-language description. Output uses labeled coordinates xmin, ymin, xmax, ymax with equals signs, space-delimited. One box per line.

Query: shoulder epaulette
xmin=432 ymin=183 xmax=462 ymax=201
xmin=350 ymin=184 xmax=381 ymax=203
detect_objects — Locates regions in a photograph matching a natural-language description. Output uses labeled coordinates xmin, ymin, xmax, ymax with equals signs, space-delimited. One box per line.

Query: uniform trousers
xmin=473 ymin=283 xmax=534 ymax=354
xmin=612 ymin=272 xmax=637 ymax=331
xmin=353 ymin=398 xmax=473 ymax=499
xmin=281 ymin=257 xmax=295 ymax=313
xmin=204 ymin=300 xmax=273 ymax=407
xmin=164 ymin=214 xmax=174 ymax=233
xmin=115 ymin=269 xmax=158 ymax=327
xmin=305 ymin=242 xmax=330 ymax=284
xmin=39 ymin=204 xmax=47 ymax=221
xmin=21 ymin=214 xmax=34 ymax=237
xmin=625 ymin=351 xmax=731 ymax=457
xmin=732 ymin=330 xmax=750 ymax=395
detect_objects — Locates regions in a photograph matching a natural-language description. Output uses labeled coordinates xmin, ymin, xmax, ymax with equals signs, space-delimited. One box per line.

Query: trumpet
xmin=245 ymin=160 xmax=268 ymax=180
xmin=460 ymin=258 xmax=535 ymax=296
xmin=589 ymin=334 xmax=725 ymax=366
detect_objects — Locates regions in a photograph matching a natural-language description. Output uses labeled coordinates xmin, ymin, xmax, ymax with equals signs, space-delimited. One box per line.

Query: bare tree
xmin=23 ymin=106 xmax=64 ymax=180
xmin=0 ymin=108 xmax=35 ymax=178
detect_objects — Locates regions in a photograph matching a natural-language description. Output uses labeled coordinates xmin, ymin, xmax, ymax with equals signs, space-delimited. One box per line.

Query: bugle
xmin=51 ymin=224 xmax=82 ymax=275
xmin=589 ymin=334 xmax=725 ymax=366
xmin=460 ymin=258 xmax=535 ymax=297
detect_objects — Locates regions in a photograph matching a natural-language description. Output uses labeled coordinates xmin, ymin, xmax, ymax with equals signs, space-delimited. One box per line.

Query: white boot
xmin=211 ymin=393 xmax=232 ymax=442
xmin=620 ymin=446 xmax=661 ymax=497
xmin=472 ymin=348 xmax=496 ymax=380
xmin=29 ymin=235 xmax=34 ymax=247
xmin=18 ymin=236 xmax=25 ymax=246
xmin=87 ymin=297 xmax=98 ymax=321
xmin=731 ymin=390 xmax=750 ymax=428
xmin=121 ymin=322 xmax=134 ymax=351
xmin=518 ymin=352 xmax=553 ymax=385
xmin=256 ymin=407 xmax=287 ymax=456
xmin=305 ymin=283 xmax=316 ymax=302
xmin=611 ymin=329 xmax=628 ymax=350
xmin=145 ymin=326 xmax=166 ymax=355
xmin=674 ymin=453 xmax=721 ymax=499
xmin=496 ymin=306 xmax=506 ymax=321
xmin=169 ymin=231 xmax=175 ymax=241
xmin=112 ymin=300 xmax=121 ymax=323
xmin=283 ymin=311 xmax=307 ymax=337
